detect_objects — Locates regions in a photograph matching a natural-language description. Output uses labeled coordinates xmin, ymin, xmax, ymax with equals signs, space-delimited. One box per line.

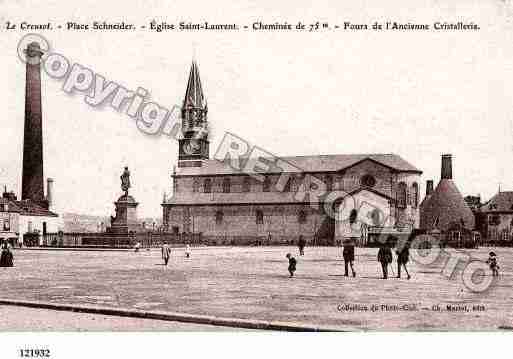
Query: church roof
xmin=176 ymin=153 xmax=421 ymax=176
xmin=420 ymin=179 xmax=475 ymax=231
xmin=165 ymin=186 xmax=393 ymax=206
xmin=183 ymin=60 xmax=206 ymax=109
xmin=480 ymin=191 xmax=513 ymax=213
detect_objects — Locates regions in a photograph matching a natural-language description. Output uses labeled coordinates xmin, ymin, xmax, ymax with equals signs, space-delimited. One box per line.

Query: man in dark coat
xmin=297 ymin=236 xmax=306 ymax=256
xmin=396 ymin=243 xmax=411 ymax=279
xmin=343 ymin=238 xmax=356 ymax=277
xmin=286 ymin=253 xmax=297 ymax=277
xmin=377 ymin=241 xmax=393 ymax=279
xmin=161 ymin=242 xmax=171 ymax=266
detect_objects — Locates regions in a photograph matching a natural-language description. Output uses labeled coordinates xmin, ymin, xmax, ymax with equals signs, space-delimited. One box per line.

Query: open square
xmin=1 ymin=246 xmax=512 ymax=330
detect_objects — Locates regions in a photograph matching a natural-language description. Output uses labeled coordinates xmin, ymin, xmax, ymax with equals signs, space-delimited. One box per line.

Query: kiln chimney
xmin=441 ymin=154 xmax=453 ymax=180
xmin=426 ymin=180 xmax=434 ymax=196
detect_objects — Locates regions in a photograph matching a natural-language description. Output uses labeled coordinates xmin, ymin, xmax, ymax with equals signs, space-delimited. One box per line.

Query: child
xmin=185 ymin=244 xmax=191 ymax=258
xmin=486 ymin=251 xmax=499 ymax=277
xmin=286 ymin=253 xmax=297 ymax=277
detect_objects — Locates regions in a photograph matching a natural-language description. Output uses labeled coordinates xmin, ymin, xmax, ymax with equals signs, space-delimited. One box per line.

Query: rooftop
xmin=481 ymin=191 xmax=513 ymax=212
xmin=176 ymin=153 xmax=422 ymax=177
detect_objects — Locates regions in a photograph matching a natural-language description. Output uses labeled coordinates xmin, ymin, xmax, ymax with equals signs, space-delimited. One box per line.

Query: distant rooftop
xmin=481 ymin=191 xmax=513 ymax=213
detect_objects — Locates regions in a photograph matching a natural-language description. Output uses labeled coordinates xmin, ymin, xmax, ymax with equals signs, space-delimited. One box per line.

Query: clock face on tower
xmin=183 ymin=140 xmax=201 ymax=155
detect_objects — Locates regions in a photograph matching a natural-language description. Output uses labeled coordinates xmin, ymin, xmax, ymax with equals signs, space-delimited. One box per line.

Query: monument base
xmin=110 ymin=194 xmax=139 ymax=234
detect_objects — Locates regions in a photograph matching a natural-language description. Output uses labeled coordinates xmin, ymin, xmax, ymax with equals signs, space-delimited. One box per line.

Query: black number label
xmin=19 ymin=349 xmax=50 ymax=357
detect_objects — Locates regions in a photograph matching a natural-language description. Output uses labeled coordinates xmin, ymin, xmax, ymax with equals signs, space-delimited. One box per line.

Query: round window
xmin=360 ymin=174 xmax=376 ymax=188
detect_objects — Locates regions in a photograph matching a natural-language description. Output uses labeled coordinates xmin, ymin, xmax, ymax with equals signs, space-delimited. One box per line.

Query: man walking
xmin=162 ymin=242 xmax=171 ymax=266
xmin=297 ymin=235 xmax=306 ymax=256
xmin=377 ymin=240 xmax=393 ymax=279
xmin=342 ymin=238 xmax=356 ymax=277
xmin=396 ymin=242 xmax=411 ymax=279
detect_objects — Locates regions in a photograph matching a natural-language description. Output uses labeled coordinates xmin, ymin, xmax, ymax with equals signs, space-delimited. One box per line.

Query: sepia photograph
xmin=1 ymin=0 xmax=512 ymax=357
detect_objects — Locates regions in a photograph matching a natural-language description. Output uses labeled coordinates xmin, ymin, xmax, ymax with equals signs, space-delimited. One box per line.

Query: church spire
xmin=178 ymin=60 xmax=210 ymax=166
xmin=183 ymin=60 xmax=206 ymax=109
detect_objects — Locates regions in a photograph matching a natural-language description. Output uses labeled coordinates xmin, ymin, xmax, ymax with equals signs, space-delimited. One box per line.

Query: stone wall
xmin=164 ymin=203 xmax=332 ymax=244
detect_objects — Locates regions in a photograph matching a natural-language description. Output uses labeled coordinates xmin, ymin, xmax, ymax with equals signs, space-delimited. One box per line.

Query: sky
xmin=1 ymin=0 xmax=513 ymax=218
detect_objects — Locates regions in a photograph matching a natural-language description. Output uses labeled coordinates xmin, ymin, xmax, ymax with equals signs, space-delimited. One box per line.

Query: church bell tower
xmin=178 ymin=60 xmax=209 ymax=167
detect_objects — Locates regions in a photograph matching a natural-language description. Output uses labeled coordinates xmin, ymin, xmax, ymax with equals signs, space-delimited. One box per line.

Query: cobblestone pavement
xmin=0 ymin=305 xmax=241 ymax=331
xmin=1 ymin=246 xmax=512 ymax=330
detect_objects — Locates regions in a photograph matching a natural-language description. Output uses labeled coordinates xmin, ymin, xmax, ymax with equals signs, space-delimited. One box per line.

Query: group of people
xmin=289 ymin=235 xmax=502 ymax=279
xmin=0 ymin=240 xmax=14 ymax=267
xmin=289 ymin=236 xmax=412 ymax=280
xmin=376 ymin=241 xmax=411 ymax=280
xmin=158 ymin=236 xmax=500 ymax=280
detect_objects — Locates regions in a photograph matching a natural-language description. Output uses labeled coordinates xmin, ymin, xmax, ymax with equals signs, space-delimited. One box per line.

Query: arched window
xmin=397 ymin=182 xmax=407 ymax=208
xmin=349 ymin=209 xmax=358 ymax=225
xmin=291 ymin=176 xmax=301 ymax=192
xmin=298 ymin=209 xmax=307 ymax=223
xmin=411 ymin=182 xmax=419 ymax=208
xmin=222 ymin=177 xmax=231 ymax=193
xmin=204 ymin=178 xmax=212 ymax=193
xmin=360 ymin=174 xmax=376 ymax=188
xmin=325 ymin=175 xmax=333 ymax=192
xmin=263 ymin=176 xmax=271 ymax=192
xmin=242 ymin=176 xmax=251 ymax=192
xmin=256 ymin=210 xmax=264 ymax=224
xmin=371 ymin=208 xmax=382 ymax=226
xmin=215 ymin=210 xmax=223 ymax=225
xmin=283 ymin=177 xmax=291 ymax=192
xmin=192 ymin=178 xmax=200 ymax=193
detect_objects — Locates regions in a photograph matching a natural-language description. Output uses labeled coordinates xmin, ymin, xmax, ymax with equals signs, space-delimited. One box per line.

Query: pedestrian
xmin=486 ymin=251 xmax=500 ymax=277
xmin=286 ymin=253 xmax=297 ymax=277
xmin=377 ymin=241 xmax=393 ymax=279
xmin=297 ymin=235 xmax=306 ymax=256
xmin=185 ymin=244 xmax=191 ymax=258
xmin=0 ymin=240 xmax=14 ymax=267
xmin=396 ymin=242 xmax=411 ymax=280
xmin=342 ymin=238 xmax=356 ymax=277
xmin=161 ymin=242 xmax=171 ymax=266
xmin=134 ymin=242 xmax=141 ymax=252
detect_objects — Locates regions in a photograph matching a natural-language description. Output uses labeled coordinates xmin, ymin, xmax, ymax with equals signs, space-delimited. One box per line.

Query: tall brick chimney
xmin=426 ymin=180 xmax=434 ymax=196
xmin=46 ymin=178 xmax=54 ymax=210
xmin=21 ymin=42 xmax=46 ymax=208
xmin=441 ymin=154 xmax=452 ymax=180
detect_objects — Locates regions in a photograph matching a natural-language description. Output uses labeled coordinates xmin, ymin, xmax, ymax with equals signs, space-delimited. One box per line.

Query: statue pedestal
xmin=110 ymin=194 xmax=139 ymax=234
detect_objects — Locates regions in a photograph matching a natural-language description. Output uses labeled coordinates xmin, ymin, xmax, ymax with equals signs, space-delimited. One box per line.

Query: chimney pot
xmin=426 ymin=180 xmax=434 ymax=196
xmin=46 ymin=178 xmax=54 ymax=210
xmin=441 ymin=154 xmax=453 ymax=180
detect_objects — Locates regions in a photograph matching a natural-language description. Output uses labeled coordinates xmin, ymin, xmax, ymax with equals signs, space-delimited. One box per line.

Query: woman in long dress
xmin=0 ymin=241 xmax=14 ymax=267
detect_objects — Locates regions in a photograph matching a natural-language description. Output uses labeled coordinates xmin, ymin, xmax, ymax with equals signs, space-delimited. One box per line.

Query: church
xmin=162 ymin=61 xmax=423 ymax=245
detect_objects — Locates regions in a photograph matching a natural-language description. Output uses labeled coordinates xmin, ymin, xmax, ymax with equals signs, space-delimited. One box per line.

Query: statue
xmin=121 ymin=167 xmax=131 ymax=195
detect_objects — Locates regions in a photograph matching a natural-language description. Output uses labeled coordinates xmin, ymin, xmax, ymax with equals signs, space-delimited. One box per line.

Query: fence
xmin=41 ymin=232 xmax=204 ymax=248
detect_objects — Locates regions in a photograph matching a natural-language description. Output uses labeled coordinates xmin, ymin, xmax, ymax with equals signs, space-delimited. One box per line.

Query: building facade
xmin=162 ymin=62 xmax=422 ymax=244
xmin=478 ymin=191 xmax=513 ymax=242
